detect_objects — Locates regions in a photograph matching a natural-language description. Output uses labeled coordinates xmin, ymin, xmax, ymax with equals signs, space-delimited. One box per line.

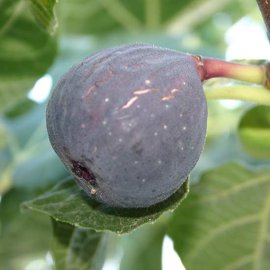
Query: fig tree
xmin=46 ymin=44 xmax=208 ymax=208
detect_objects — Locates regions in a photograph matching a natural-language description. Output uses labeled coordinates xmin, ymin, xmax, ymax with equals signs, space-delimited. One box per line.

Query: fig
xmin=46 ymin=44 xmax=207 ymax=208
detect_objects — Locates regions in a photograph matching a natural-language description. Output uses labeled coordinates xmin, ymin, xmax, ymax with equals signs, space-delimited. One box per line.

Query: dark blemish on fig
xmin=132 ymin=141 xmax=144 ymax=156
xmin=71 ymin=160 xmax=97 ymax=187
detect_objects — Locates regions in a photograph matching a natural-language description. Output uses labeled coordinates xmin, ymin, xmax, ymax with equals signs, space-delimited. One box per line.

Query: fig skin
xmin=46 ymin=44 xmax=207 ymax=208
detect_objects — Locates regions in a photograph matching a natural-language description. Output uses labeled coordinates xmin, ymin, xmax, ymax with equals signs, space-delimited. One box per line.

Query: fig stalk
xmin=193 ymin=56 xmax=270 ymax=88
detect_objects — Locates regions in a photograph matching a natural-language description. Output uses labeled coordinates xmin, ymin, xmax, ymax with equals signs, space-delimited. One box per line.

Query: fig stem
xmin=193 ymin=56 xmax=270 ymax=88
xmin=205 ymin=85 xmax=270 ymax=104
xmin=256 ymin=0 xmax=270 ymax=40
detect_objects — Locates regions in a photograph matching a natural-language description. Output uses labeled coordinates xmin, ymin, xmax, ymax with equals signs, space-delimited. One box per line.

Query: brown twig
xmin=256 ymin=0 xmax=270 ymax=40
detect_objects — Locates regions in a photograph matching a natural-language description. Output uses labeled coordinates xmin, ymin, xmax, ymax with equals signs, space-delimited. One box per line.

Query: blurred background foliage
xmin=0 ymin=0 xmax=270 ymax=269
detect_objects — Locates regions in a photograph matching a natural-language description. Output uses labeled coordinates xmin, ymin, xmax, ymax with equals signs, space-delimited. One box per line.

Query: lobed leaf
xmin=60 ymin=0 xmax=200 ymax=35
xmin=168 ymin=163 xmax=270 ymax=270
xmin=22 ymin=178 xmax=189 ymax=234
xmin=0 ymin=0 xmax=57 ymax=112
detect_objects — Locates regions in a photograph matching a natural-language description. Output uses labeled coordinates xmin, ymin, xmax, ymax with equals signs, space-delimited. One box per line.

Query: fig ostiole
xmin=46 ymin=44 xmax=208 ymax=208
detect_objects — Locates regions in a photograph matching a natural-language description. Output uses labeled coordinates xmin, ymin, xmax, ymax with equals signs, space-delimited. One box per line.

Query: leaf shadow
xmin=79 ymin=179 xmax=189 ymax=218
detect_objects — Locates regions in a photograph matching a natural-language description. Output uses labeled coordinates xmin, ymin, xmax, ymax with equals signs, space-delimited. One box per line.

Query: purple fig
xmin=46 ymin=44 xmax=207 ymax=208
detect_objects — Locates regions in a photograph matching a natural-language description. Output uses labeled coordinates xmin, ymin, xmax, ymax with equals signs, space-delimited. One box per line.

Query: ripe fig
xmin=46 ymin=44 xmax=207 ymax=208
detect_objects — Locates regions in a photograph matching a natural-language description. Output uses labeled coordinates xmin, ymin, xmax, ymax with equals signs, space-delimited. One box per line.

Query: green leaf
xmin=26 ymin=0 xmax=58 ymax=34
xmin=1 ymin=108 xmax=68 ymax=192
xmin=0 ymin=120 xmax=15 ymax=193
xmin=0 ymin=122 xmax=9 ymax=150
xmin=4 ymin=97 xmax=36 ymax=119
xmin=120 ymin=223 xmax=165 ymax=270
xmin=51 ymin=219 xmax=106 ymax=270
xmin=22 ymin=178 xmax=189 ymax=234
xmin=60 ymin=0 xmax=201 ymax=35
xmin=168 ymin=163 xmax=270 ymax=270
xmin=4 ymin=103 xmax=46 ymax=147
xmin=0 ymin=189 xmax=52 ymax=270
xmin=238 ymin=105 xmax=270 ymax=159
xmin=12 ymin=139 xmax=68 ymax=190
xmin=0 ymin=0 xmax=57 ymax=112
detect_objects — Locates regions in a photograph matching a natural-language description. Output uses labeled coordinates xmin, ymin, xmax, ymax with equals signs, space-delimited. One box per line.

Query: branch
xmin=204 ymin=84 xmax=270 ymax=104
xmin=256 ymin=0 xmax=270 ymax=40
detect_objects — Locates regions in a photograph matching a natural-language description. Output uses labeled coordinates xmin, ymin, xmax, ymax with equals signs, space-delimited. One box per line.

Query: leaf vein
xmin=187 ymin=214 xmax=260 ymax=261
xmin=100 ymin=0 xmax=143 ymax=31
xmin=223 ymin=255 xmax=253 ymax=270
xmin=196 ymin=175 xmax=270 ymax=204
xmin=253 ymin=191 xmax=270 ymax=269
